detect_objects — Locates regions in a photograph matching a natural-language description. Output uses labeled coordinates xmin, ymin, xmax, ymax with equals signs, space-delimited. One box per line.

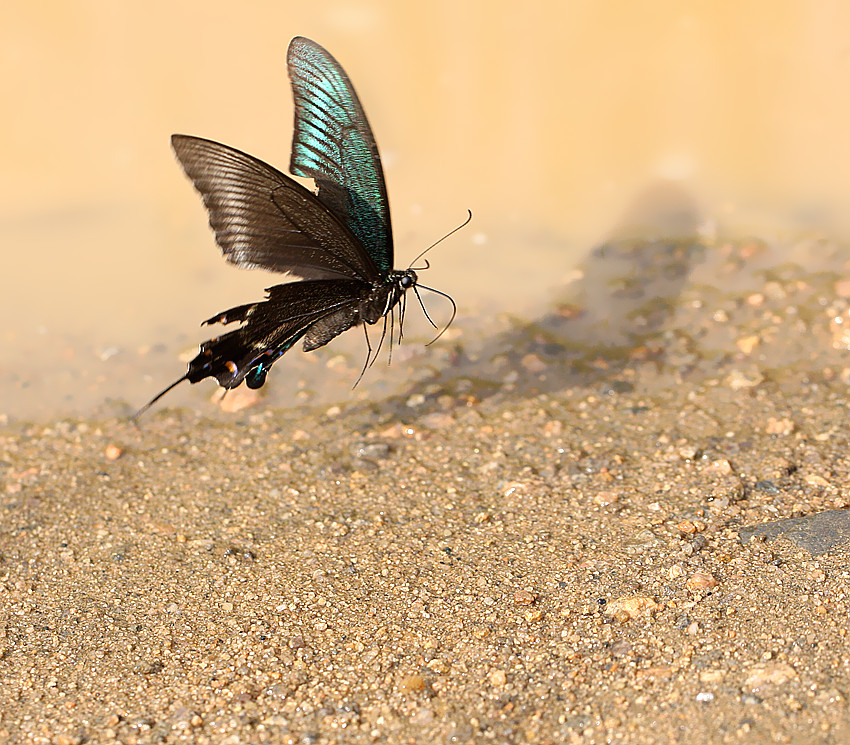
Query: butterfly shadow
xmin=361 ymin=180 xmax=708 ymax=422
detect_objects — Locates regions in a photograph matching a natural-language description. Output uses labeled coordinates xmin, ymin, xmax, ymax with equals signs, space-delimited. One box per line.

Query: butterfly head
xmin=397 ymin=269 xmax=417 ymax=290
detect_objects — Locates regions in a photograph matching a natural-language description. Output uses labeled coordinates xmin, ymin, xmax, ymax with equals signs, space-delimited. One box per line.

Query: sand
xmin=3 ymin=236 xmax=850 ymax=744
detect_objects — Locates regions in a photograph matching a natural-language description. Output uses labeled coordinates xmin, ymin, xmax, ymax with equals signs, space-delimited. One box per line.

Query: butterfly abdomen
xmin=301 ymin=279 xmax=400 ymax=350
xmin=302 ymin=304 xmax=361 ymax=351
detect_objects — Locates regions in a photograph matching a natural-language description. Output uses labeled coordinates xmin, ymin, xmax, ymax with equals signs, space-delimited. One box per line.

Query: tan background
xmin=3 ymin=1 xmax=850 ymax=416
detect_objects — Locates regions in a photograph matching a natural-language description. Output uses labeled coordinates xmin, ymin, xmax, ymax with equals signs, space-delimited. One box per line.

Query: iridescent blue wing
xmin=172 ymin=135 xmax=380 ymax=282
xmin=287 ymin=36 xmax=394 ymax=276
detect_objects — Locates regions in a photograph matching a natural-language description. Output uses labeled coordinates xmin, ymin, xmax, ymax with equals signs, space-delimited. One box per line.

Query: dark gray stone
xmin=738 ymin=509 xmax=850 ymax=556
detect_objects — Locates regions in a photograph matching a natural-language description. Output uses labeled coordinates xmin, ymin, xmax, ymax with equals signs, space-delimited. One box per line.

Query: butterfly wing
xmin=172 ymin=135 xmax=380 ymax=282
xmin=186 ymin=278 xmax=369 ymax=389
xmin=287 ymin=36 xmax=394 ymax=277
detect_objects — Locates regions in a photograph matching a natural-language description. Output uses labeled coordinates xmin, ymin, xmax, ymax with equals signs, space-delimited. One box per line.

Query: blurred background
xmin=4 ymin=1 xmax=850 ymax=418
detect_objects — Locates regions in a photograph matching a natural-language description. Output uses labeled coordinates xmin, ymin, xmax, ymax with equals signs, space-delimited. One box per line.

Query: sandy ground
xmin=3 ymin=236 xmax=850 ymax=744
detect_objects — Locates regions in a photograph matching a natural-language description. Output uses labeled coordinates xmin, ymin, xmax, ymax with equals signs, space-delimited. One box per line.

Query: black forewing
xmin=187 ymin=278 xmax=368 ymax=389
xmin=287 ymin=37 xmax=394 ymax=276
xmin=172 ymin=134 xmax=380 ymax=282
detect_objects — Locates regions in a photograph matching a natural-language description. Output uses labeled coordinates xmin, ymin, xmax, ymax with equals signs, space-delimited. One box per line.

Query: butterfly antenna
xmin=415 ymin=283 xmax=458 ymax=345
xmin=407 ymin=210 xmax=473 ymax=270
xmin=132 ymin=374 xmax=190 ymax=421
xmin=353 ymin=324 xmax=373 ymax=388
xmin=413 ymin=285 xmax=439 ymax=329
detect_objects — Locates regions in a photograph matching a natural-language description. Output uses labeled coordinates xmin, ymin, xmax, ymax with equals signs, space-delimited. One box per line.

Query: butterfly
xmin=136 ymin=36 xmax=459 ymax=417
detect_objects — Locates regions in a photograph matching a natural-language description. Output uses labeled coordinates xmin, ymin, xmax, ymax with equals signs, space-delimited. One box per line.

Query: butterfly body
xmin=135 ymin=36 xmax=451 ymax=417
xmin=187 ymin=268 xmax=417 ymax=391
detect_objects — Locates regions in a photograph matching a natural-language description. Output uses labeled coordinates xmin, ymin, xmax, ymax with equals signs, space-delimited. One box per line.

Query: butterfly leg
xmin=353 ymin=324 xmax=373 ymax=388
xmin=398 ymin=290 xmax=406 ymax=344
xmin=387 ymin=306 xmax=395 ymax=365
xmin=369 ymin=312 xmax=389 ymax=369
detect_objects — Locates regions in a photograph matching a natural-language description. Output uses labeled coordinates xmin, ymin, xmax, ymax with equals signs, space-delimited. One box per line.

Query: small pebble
xmin=399 ymin=674 xmax=427 ymax=692
xmin=700 ymin=670 xmax=724 ymax=683
xmin=610 ymin=640 xmax=633 ymax=657
xmin=406 ymin=393 xmax=426 ymax=408
xmin=725 ymin=369 xmax=764 ymax=390
xmin=216 ymin=387 xmax=260 ymax=412
xmin=765 ymin=417 xmax=794 ymax=436
xmin=53 ymin=735 xmax=82 ymax=745
xmin=687 ymin=571 xmax=718 ymax=591
xmin=744 ymin=663 xmax=797 ymax=691
xmin=104 ymin=444 xmax=123 ymax=460
xmin=593 ymin=491 xmax=618 ymax=507
xmin=736 ymin=335 xmax=759 ymax=354
xmin=543 ymin=420 xmax=563 ymax=436
xmin=807 ymin=567 xmax=826 ymax=582
xmin=503 ymin=481 xmax=526 ymax=497
xmin=606 ymin=596 xmax=660 ymax=621
xmin=490 ymin=669 xmax=508 ymax=686
xmin=521 ymin=353 xmax=546 ymax=373
xmin=705 ymin=459 xmax=733 ymax=476
xmin=351 ymin=441 xmax=391 ymax=460
xmin=830 ymin=311 xmax=850 ymax=349
xmin=804 ymin=473 xmax=830 ymax=487
xmin=420 ymin=412 xmax=455 ymax=429
xmin=514 ymin=589 xmax=537 ymax=606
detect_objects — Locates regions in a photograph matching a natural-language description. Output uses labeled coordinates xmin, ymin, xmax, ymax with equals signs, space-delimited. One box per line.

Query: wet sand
xmin=3 ymin=236 xmax=850 ymax=744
